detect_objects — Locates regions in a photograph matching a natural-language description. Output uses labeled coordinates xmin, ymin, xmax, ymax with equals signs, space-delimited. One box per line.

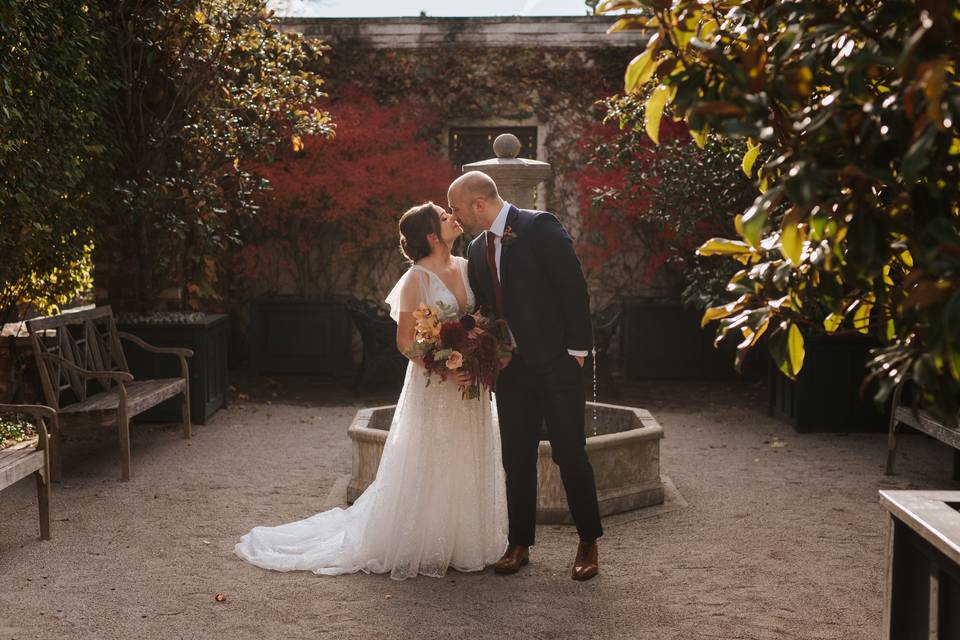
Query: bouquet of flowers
xmin=408 ymin=301 xmax=514 ymax=399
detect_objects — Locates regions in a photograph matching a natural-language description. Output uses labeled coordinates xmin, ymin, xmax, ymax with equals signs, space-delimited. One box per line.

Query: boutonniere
xmin=501 ymin=225 xmax=519 ymax=247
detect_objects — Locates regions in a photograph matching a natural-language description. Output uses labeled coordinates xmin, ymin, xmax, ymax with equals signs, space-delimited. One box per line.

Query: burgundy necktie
xmin=485 ymin=230 xmax=504 ymax=318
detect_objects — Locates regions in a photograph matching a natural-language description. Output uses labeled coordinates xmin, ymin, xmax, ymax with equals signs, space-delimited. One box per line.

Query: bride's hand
xmin=450 ymin=369 xmax=473 ymax=386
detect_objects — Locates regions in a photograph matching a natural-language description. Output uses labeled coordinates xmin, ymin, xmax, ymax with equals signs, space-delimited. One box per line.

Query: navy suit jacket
xmin=467 ymin=206 xmax=593 ymax=367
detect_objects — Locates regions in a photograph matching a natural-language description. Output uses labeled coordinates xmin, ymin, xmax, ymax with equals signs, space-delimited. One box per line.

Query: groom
xmin=448 ymin=171 xmax=603 ymax=581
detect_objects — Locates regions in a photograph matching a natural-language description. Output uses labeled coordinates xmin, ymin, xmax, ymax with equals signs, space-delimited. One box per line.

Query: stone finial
xmin=462 ymin=133 xmax=552 ymax=209
xmin=493 ymin=133 xmax=522 ymax=159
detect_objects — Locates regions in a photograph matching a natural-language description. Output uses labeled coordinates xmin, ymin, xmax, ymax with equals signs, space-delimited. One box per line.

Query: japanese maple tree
xmin=237 ymin=87 xmax=457 ymax=297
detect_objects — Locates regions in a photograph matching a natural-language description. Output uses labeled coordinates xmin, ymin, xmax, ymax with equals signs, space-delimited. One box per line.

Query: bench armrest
xmin=0 ymin=403 xmax=56 ymax=419
xmin=42 ymin=352 xmax=134 ymax=383
xmin=117 ymin=332 xmax=194 ymax=358
xmin=117 ymin=332 xmax=192 ymax=381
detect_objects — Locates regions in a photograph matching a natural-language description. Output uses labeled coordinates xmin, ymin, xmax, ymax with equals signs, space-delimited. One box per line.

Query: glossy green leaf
xmin=742 ymin=139 xmax=760 ymax=177
xmin=624 ymin=47 xmax=659 ymax=94
xmin=786 ymin=323 xmax=805 ymax=375
xmin=644 ymin=85 xmax=670 ymax=145
xmin=823 ymin=312 xmax=843 ymax=333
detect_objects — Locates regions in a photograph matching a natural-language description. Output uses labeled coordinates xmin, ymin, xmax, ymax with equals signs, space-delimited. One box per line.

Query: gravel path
xmin=0 ymin=379 xmax=954 ymax=640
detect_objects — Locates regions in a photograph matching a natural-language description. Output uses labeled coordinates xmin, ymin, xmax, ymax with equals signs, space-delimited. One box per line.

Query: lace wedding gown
xmin=235 ymin=257 xmax=508 ymax=580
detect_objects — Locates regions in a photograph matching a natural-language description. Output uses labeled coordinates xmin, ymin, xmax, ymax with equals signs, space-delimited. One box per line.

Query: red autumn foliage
xmin=236 ymin=85 xmax=457 ymax=295
xmin=573 ymin=112 xmax=692 ymax=285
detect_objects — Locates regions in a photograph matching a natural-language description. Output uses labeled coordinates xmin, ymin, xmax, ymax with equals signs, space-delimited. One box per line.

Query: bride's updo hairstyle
xmin=399 ymin=202 xmax=446 ymax=263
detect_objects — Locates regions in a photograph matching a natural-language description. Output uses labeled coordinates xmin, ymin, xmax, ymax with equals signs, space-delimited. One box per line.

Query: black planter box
xmin=249 ymin=297 xmax=352 ymax=375
xmin=118 ymin=313 xmax=229 ymax=425
xmin=767 ymin=333 xmax=888 ymax=432
xmin=620 ymin=298 xmax=744 ymax=379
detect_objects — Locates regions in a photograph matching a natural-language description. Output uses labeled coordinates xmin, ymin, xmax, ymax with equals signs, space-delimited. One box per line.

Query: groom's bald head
xmin=447 ymin=171 xmax=504 ymax=233
xmin=450 ymin=171 xmax=499 ymax=201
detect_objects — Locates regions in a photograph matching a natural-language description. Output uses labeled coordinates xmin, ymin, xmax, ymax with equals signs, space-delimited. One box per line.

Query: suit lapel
xmin=499 ymin=206 xmax=520 ymax=291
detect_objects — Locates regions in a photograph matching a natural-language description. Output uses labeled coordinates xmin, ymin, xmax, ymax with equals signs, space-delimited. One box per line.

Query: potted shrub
xmin=90 ymin=2 xmax=334 ymax=412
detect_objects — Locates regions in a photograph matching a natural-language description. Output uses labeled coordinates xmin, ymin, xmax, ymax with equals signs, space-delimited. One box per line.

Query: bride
xmin=235 ymin=202 xmax=508 ymax=580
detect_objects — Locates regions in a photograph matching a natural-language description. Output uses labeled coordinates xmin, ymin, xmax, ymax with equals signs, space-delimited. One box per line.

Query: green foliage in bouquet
xmin=101 ymin=0 xmax=333 ymax=311
xmin=0 ymin=2 xmax=109 ymax=324
xmin=600 ymin=0 xmax=960 ymax=420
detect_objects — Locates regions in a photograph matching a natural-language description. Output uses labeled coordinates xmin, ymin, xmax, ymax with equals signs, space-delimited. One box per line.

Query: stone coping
xmin=280 ymin=16 xmax=650 ymax=49
xmin=348 ymin=401 xmax=665 ymax=442
xmin=879 ymin=490 xmax=960 ymax=566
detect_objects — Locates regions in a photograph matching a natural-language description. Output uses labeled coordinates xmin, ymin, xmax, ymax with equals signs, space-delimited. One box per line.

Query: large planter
xmin=768 ymin=333 xmax=888 ymax=433
xmin=248 ymin=297 xmax=352 ymax=375
xmin=117 ymin=313 xmax=229 ymax=425
xmin=620 ymin=298 xmax=741 ymax=379
xmin=347 ymin=401 xmax=665 ymax=523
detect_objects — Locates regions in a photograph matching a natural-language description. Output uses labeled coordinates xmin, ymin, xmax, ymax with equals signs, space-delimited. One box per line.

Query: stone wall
xmin=275 ymin=16 xmax=650 ymax=311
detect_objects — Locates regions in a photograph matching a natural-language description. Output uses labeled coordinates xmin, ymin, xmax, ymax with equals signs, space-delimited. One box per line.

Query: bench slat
xmin=895 ymin=406 xmax=960 ymax=448
xmin=0 ymin=448 xmax=44 ymax=490
xmin=59 ymin=379 xmax=186 ymax=417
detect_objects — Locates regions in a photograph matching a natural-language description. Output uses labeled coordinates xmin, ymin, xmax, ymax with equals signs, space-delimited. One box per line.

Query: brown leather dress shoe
xmin=494 ymin=544 xmax=530 ymax=574
xmin=571 ymin=541 xmax=599 ymax=581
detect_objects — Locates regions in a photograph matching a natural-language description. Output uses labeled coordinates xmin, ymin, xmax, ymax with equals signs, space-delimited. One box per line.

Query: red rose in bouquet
xmin=439 ymin=321 xmax=468 ymax=350
xmin=409 ymin=301 xmax=513 ymax=399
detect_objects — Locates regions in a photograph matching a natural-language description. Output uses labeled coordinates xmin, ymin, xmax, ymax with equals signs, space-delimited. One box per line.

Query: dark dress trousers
xmin=467 ymin=205 xmax=603 ymax=546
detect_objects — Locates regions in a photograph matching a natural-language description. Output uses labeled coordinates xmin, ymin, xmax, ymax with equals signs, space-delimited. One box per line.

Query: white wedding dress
xmin=235 ymin=257 xmax=508 ymax=580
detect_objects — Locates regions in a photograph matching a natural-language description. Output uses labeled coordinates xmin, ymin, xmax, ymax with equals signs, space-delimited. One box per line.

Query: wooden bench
xmin=26 ymin=306 xmax=193 ymax=481
xmin=0 ymin=403 xmax=54 ymax=539
xmin=886 ymin=380 xmax=960 ymax=479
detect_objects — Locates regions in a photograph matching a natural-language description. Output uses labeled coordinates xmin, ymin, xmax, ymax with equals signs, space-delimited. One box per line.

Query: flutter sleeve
xmin=385 ymin=267 xmax=430 ymax=323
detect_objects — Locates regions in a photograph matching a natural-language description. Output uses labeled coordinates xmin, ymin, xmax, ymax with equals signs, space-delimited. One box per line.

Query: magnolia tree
xmin=236 ymin=87 xmax=457 ymax=299
xmin=600 ymin=0 xmax=960 ymax=419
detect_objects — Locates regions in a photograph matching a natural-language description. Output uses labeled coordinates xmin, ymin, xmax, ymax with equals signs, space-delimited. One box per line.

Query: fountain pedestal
xmin=347 ymin=401 xmax=665 ymax=523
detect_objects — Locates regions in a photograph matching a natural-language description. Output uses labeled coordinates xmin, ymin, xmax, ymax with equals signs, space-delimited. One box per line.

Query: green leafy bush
xmin=0 ymin=2 xmax=109 ymax=324
xmin=575 ymin=92 xmax=755 ymax=308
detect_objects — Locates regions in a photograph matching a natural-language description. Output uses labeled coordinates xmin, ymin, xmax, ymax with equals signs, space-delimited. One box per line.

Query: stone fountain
xmin=347 ymin=134 xmax=666 ymax=523
xmin=348 ymin=402 xmax=665 ymax=523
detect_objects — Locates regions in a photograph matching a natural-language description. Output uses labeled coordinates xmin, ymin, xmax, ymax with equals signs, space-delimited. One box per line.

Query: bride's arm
xmin=396 ymin=311 xmax=421 ymax=365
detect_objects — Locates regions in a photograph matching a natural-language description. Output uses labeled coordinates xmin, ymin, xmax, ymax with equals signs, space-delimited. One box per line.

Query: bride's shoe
xmin=571 ymin=541 xmax=599 ymax=581
xmin=494 ymin=544 xmax=529 ymax=574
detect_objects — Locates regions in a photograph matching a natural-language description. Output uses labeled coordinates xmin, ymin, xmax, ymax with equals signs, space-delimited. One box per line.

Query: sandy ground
xmin=0 ymin=376 xmax=955 ymax=640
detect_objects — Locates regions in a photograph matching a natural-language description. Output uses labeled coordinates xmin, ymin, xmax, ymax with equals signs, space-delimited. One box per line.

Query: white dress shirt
xmin=487 ymin=202 xmax=588 ymax=359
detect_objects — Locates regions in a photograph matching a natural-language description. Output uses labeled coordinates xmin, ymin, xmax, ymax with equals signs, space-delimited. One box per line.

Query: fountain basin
xmin=347 ymin=401 xmax=665 ymax=523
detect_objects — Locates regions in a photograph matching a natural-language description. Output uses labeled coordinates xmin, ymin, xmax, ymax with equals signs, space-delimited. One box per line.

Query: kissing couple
xmin=236 ymin=171 xmax=603 ymax=581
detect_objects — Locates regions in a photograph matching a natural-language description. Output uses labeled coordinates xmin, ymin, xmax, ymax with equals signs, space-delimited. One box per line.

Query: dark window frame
xmin=448 ymin=126 xmax=538 ymax=171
